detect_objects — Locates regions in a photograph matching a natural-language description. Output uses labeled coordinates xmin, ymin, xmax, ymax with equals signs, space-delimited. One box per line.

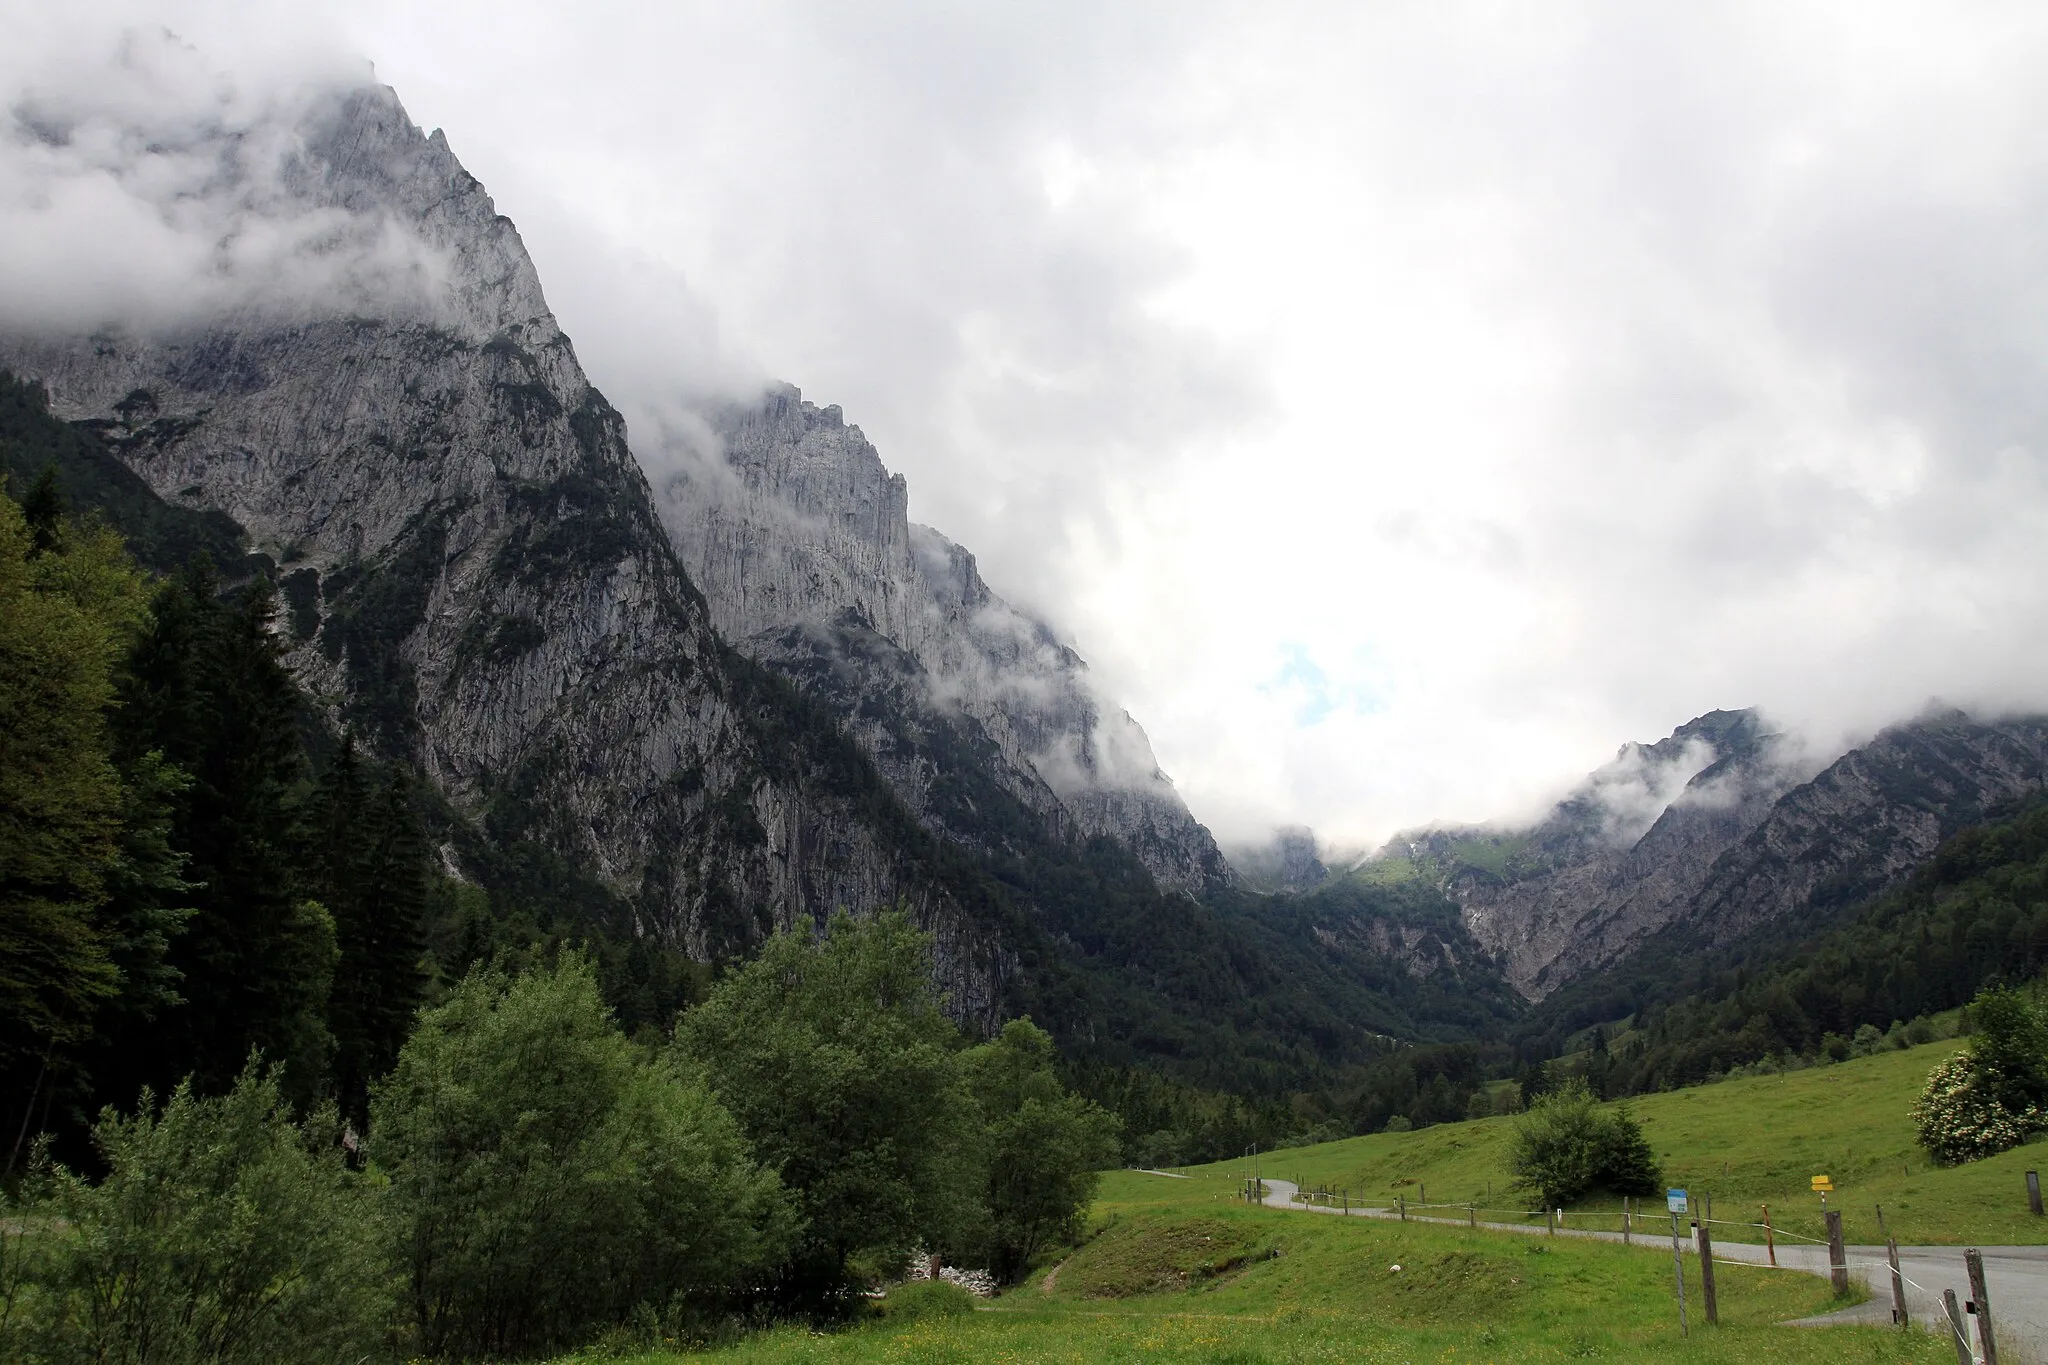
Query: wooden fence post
xmin=1886 ymin=1237 xmax=1908 ymax=1329
xmin=1760 ymin=1204 xmax=1776 ymax=1266
xmin=1468 ymin=1203 xmax=1476 ymax=1229
xmin=1696 ymin=1194 xmax=1718 ymax=1326
xmin=2029 ymin=1170 xmax=2043 ymax=1216
xmin=1399 ymin=1194 xmax=1406 ymax=1222
xmin=1967 ymin=1247 xmax=1998 ymax=1365
xmin=1546 ymin=1206 xmax=1556 ymax=1235
xmin=1623 ymin=1196 xmax=1632 ymax=1245
xmin=1824 ymin=1210 xmax=1848 ymax=1297
xmin=1942 ymin=1289 xmax=1973 ymax=1365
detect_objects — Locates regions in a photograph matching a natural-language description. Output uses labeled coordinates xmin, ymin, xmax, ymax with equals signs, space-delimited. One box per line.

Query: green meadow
xmin=582 ymin=1191 xmax=1946 ymax=1365
xmin=568 ymin=1036 xmax=2048 ymax=1364
xmin=1207 ymin=1037 xmax=2048 ymax=1249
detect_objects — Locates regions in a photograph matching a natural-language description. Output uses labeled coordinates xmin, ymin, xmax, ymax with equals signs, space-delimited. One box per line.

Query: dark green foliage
xmin=318 ymin=505 xmax=455 ymax=758
xmin=301 ymin=740 xmax=427 ymax=1127
xmin=21 ymin=466 xmax=61 ymax=555
xmin=1963 ymin=983 xmax=2048 ymax=1117
xmin=872 ymin=1279 xmax=975 ymax=1321
xmin=1504 ymin=1079 xmax=1661 ymax=1208
xmin=491 ymin=470 xmax=642 ymax=588
xmin=0 ymin=373 xmax=244 ymax=575
xmin=0 ymin=486 xmax=171 ymax=1167
xmin=119 ymin=565 xmax=334 ymax=1103
xmin=675 ymin=911 xmax=985 ymax=1306
xmin=1 ymin=1066 xmax=390 ymax=1365
xmin=961 ymin=1019 xmax=1121 ymax=1281
xmin=372 ymin=956 xmax=791 ymax=1360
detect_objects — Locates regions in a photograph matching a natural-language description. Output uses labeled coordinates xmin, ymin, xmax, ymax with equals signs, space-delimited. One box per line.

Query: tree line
xmin=3 ymin=915 xmax=1117 ymax=1361
xmin=0 ymin=468 xmax=428 ymax=1162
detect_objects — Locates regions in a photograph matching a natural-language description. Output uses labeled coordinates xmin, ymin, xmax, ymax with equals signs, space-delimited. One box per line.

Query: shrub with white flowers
xmin=1911 ymin=1051 xmax=2043 ymax=1165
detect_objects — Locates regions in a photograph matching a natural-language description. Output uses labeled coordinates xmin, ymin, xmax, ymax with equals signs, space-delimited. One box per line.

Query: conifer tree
xmin=307 ymin=739 xmax=427 ymax=1124
xmin=118 ymin=566 xmax=333 ymax=1101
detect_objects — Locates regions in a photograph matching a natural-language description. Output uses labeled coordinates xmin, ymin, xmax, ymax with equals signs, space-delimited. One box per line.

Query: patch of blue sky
xmin=1262 ymin=643 xmax=1390 ymax=727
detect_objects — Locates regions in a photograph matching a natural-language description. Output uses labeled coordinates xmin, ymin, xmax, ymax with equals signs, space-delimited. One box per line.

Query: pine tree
xmin=21 ymin=464 xmax=63 ymax=556
xmin=305 ymin=739 xmax=426 ymax=1125
xmin=119 ymin=569 xmax=333 ymax=1102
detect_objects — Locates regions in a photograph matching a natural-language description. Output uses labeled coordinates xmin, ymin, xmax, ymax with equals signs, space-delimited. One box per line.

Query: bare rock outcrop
xmin=659 ymin=385 xmax=1234 ymax=896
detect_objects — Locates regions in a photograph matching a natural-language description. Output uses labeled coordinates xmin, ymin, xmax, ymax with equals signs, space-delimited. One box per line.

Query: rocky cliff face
xmin=1378 ymin=706 xmax=2048 ymax=1000
xmin=1228 ymin=826 xmax=1330 ymax=893
xmin=1684 ymin=709 xmax=2048 ymax=943
xmin=0 ymin=83 xmax=1014 ymax=1023
xmin=659 ymin=385 xmax=1234 ymax=897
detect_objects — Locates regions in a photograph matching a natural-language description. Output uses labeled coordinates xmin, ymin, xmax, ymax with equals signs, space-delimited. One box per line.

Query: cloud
xmin=14 ymin=2 xmax=2048 ymax=852
xmin=0 ymin=25 xmax=460 ymax=336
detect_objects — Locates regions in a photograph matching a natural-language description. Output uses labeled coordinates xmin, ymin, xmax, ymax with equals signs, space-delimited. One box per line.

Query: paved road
xmin=1252 ymin=1179 xmax=2047 ymax=1362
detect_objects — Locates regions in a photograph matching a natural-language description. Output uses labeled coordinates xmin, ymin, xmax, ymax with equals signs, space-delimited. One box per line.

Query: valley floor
xmin=583 ymin=1188 xmax=1953 ymax=1364
xmin=570 ymin=1034 xmax=2045 ymax=1365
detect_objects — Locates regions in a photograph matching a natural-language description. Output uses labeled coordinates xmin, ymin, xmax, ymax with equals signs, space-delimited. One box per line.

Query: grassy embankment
xmin=585 ymin=1194 xmax=1944 ymax=1364
xmin=574 ymin=1038 xmax=2033 ymax=1364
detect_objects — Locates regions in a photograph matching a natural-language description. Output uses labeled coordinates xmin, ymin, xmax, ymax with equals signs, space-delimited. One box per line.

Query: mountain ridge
xmin=1343 ymin=705 xmax=2048 ymax=1000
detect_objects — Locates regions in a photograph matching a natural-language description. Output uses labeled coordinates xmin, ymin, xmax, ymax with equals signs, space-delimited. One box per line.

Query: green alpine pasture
xmin=1194 ymin=1036 xmax=2048 ymax=1249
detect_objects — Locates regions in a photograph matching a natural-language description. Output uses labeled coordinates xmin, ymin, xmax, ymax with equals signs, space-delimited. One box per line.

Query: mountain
xmin=658 ymin=386 xmax=1234 ymax=897
xmin=1357 ymin=705 xmax=2048 ymax=1000
xmin=0 ymin=82 xmax=1030 ymax=1016
xmin=0 ymin=70 xmax=1521 ymax=1096
xmin=1226 ymin=826 xmax=1330 ymax=893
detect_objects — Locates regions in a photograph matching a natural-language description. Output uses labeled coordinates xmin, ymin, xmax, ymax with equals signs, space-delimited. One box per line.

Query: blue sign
xmin=1666 ymin=1188 xmax=1688 ymax=1214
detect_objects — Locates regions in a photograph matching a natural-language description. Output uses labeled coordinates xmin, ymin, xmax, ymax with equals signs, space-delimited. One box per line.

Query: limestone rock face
xmin=1443 ymin=710 xmax=1800 ymax=998
xmin=1227 ymin=827 xmax=1330 ymax=893
xmin=1683 ymin=710 xmax=2048 ymax=944
xmin=1383 ymin=706 xmax=2048 ymax=1000
xmin=660 ymin=385 xmax=1234 ymax=897
xmin=0 ymin=83 xmax=1012 ymax=1024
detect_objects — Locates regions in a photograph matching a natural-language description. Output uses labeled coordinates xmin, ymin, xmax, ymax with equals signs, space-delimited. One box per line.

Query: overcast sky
xmin=13 ymin=2 xmax=2048 ymax=853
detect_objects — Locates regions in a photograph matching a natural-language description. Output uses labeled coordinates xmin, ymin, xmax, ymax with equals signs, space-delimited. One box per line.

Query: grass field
xmin=1201 ymin=1037 xmax=2048 ymax=1249
xmin=566 ymin=1033 xmax=2041 ymax=1364
xmin=583 ymin=1190 xmax=1946 ymax=1364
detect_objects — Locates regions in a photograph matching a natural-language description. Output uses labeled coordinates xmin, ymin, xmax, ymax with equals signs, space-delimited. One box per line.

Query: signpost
xmin=1667 ymin=1190 xmax=1688 ymax=1337
xmin=1812 ymin=1173 xmax=1834 ymax=1208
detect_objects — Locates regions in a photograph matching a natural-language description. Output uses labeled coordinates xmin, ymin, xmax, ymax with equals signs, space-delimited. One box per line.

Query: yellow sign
xmin=1811 ymin=1175 xmax=1834 ymax=1192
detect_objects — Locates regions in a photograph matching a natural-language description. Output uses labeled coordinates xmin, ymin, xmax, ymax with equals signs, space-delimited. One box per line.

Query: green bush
xmin=1912 ymin=985 xmax=2048 ymax=1165
xmin=961 ymin=1019 xmax=1121 ymax=1282
xmin=1504 ymin=1079 xmax=1660 ymax=1208
xmin=372 ymin=956 xmax=792 ymax=1360
xmin=675 ymin=911 xmax=985 ymax=1307
xmin=0 ymin=1066 xmax=390 ymax=1365
xmin=1911 ymin=1053 xmax=2038 ymax=1164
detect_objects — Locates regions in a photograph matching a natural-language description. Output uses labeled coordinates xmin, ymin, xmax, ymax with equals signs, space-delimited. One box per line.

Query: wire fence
xmin=1256 ymin=1180 xmax=2006 ymax=1358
